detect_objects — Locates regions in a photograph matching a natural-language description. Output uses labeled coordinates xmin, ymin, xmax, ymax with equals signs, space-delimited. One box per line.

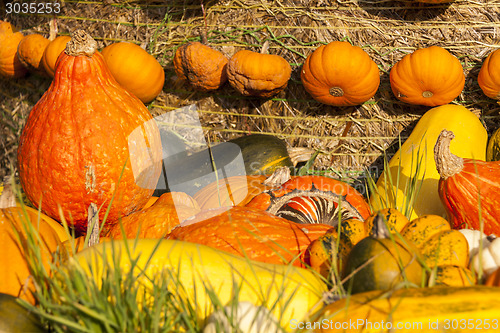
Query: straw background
xmin=1 ymin=0 xmax=499 ymax=190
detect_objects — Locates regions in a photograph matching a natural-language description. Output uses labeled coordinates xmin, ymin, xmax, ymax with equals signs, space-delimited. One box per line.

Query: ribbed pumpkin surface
xmin=167 ymin=206 xmax=332 ymax=266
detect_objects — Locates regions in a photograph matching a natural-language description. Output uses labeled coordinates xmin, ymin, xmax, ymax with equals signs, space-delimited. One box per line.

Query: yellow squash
xmin=313 ymin=286 xmax=500 ymax=332
xmin=67 ymin=239 xmax=327 ymax=331
xmin=370 ymin=104 xmax=487 ymax=220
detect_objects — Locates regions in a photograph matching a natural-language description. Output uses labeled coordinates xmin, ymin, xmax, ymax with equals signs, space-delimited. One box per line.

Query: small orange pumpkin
xmin=0 ymin=21 xmax=28 ymax=78
xmin=173 ymin=41 xmax=228 ymax=92
xmin=17 ymin=30 xmax=163 ymax=236
xmin=301 ymin=41 xmax=380 ymax=106
xmin=106 ymin=192 xmax=200 ymax=239
xmin=478 ymin=49 xmax=500 ymax=101
xmin=41 ymin=35 xmax=71 ymax=77
xmin=390 ymin=46 xmax=465 ymax=106
xmin=193 ymin=175 xmax=272 ymax=210
xmin=485 ymin=267 xmax=500 ymax=287
xmin=101 ymin=42 xmax=165 ymax=103
xmin=227 ymin=49 xmax=291 ymax=98
xmin=17 ymin=33 xmax=50 ymax=75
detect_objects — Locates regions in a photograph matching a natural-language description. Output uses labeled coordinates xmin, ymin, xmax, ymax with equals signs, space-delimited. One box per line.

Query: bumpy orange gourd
xmin=17 ymin=30 xmax=162 ymax=236
xmin=478 ymin=49 xmax=500 ymax=100
xmin=41 ymin=35 xmax=71 ymax=77
xmin=193 ymin=175 xmax=271 ymax=210
xmin=0 ymin=21 xmax=28 ymax=78
xmin=390 ymin=46 xmax=465 ymax=106
xmin=106 ymin=192 xmax=200 ymax=239
xmin=435 ymin=129 xmax=500 ymax=236
xmin=167 ymin=206 xmax=332 ymax=267
xmin=17 ymin=33 xmax=50 ymax=75
xmin=173 ymin=41 xmax=228 ymax=92
xmin=227 ymin=49 xmax=291 ymax=98
xmin=101 ymin=42 xmax=165 ymax=103
xmin=301 ymin=41 xmax=380 ymax=106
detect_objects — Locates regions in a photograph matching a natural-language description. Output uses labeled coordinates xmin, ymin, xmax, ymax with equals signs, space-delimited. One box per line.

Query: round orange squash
xmin=101 ymin=42 xmax=165 ymax=103
xmin=17 ymin=33 xmax=50 ymax=75
xmin=173 ymin=41 xmax=228 ymax=92
xmin=390 ymin=46 xmax=465 ymax=106
xmin=227 ymin=49 xmax=291 ymax=98
xmin=0 ymin=185 xmax=67 ymax=304
xmin=41 ymin=35 xmax=71 ymax=77
xmin=301 ymin=41 xmax=380 ymax=106
xmin=106 ymin=192 xmax=200 ymax=239
xmin=0 ymin=20 xmax=28 ymax=78
xmin=17 ymin=30 xmax=163 ymax=236
xmin=478 ymin=49 xmax=500 ymax=101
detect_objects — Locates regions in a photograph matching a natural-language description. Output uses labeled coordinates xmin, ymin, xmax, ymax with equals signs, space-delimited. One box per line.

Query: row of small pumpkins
xmin=2 ymin=20 xmax=500 ymax=109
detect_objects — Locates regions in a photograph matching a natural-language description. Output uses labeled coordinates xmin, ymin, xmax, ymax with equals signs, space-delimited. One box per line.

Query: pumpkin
xmin=478 ymin=49 xmax=500 ymax=100
xmin=313 ymin=286 xmax=500 ymax=333
xmin=157 ymin=134 xmax=292 ymax=196
xmin=246 ymin=175 xmax=372 ymax=225
xmin=193 ymin=175 xmax=272 ymax=210
xmin=459 ymin=229 xmax=495 ymax=259
xmin=105 ymin=192 xmax=200 ymax=239
xmin=17 ymin=30 xmax=163 ymax=236
xmin=167 ymin=205 xmax=332 ymax=267
xmin=370 ymin=104 xmax=487 ymax=220
xmin=0 ymin=183 xmax=66 ymax=304
xmin=17 ymin=33 xmax=50 ymax=75
xmin=0 ymin=21 xmax=28 ymax=78
xmin=41 ymin=35 xmax=71 ymax=77
xmin=173 ymin=41 xmax=228 ymax=91
xmin=300 ymin=41 xmax=380 ymax=106
xmin=389 ymin=46 xmax=465 ymax=106
xmin=429 ymin=265 xmax=477 ymax=287
xmin=487 ymin=127 xmax=500 ymax=161
xmin=471 ymin=237 xmax=500 ymax=277
xmin=70 ymin=238 xmax=327 ymax=331
xmin=364 ymin=207 xmax=409 ymax=234
xmin=485 ymin=267 xmax=500 ymax=287
xmin=342 ymin=213 xmax=424 ymax=294
xmin=226 ymin=49 xmax=291 ymax=98
xmin=435 ymin=129 xmax=500 ymax=236
xmin=101 ymin=42 xmax=165 ymax=103
xmin=0 ymin=293 xmax=47 ymax=333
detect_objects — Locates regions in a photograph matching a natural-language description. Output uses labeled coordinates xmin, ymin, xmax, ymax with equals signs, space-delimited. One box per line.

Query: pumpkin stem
xmin=65 ymin=30 xmax=98 ymax=57
xmin=329 ymin=87 xmax=344 ymax=97
xmin=422 ymin=91 xmax=434 ymax=98
xmin=0 ymin=175 xmax=16 ymax=209
xmin=87 ymin=203 xmax=100 ymax=247
xmin=434 ymin=129 xmax=464 ymax=180
xmin=371 ymin=213 xmax=391 ymax=239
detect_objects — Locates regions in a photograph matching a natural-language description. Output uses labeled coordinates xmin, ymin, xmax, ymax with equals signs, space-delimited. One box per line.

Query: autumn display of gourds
xmin=2 ymin=15 xmax=500 ymax=333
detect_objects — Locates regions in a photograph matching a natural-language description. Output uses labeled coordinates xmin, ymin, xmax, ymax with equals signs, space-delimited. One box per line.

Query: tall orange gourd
xmin=17 ymin=30 xmax=162 ymax=235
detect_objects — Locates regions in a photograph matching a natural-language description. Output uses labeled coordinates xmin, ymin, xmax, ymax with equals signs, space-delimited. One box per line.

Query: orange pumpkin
xmin=478 ymin=49 xmax=500 ymax=100
xmin=173 ymin=41 xmax=228 ymax=91
xmin=0 ymin=20 xmax=28 ymax=78
xmin=227 ymin=49 xmax=291 ymax=98
xmin=485 ymin=267 xmax=500 ymax=287
xmin=41 ymin=35 xmax=71 ymax=77
xmin=106 ymin=192 xmax=200 ymax=239
xmin=301 ymin=41 xmax=380 ymax=106
xmin=246 ymin=175 xmax=372 ymax=225
xmin=167 ymin=206 xmax=332 ymax=266
xmin=0 ymin=184 xmax=67 ymax=304
xmin=17 ymin=30 xmax=163 ymax=236
xmin=17 ymin=33 xmax=50 ymax=75
xmin=193 ymin=175 xmax=272 ymax=210
xmin=101 ymin=42 xmax=165 ymax=103
xmin=390 ymin=46 xmax=465 ymax=106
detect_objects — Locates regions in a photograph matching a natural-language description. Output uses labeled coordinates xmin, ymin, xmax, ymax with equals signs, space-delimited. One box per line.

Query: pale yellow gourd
xmin=369 ymin=104 xmax=487 ymax=220
xmin=68 ymin=239 xmax=327 ymax=331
